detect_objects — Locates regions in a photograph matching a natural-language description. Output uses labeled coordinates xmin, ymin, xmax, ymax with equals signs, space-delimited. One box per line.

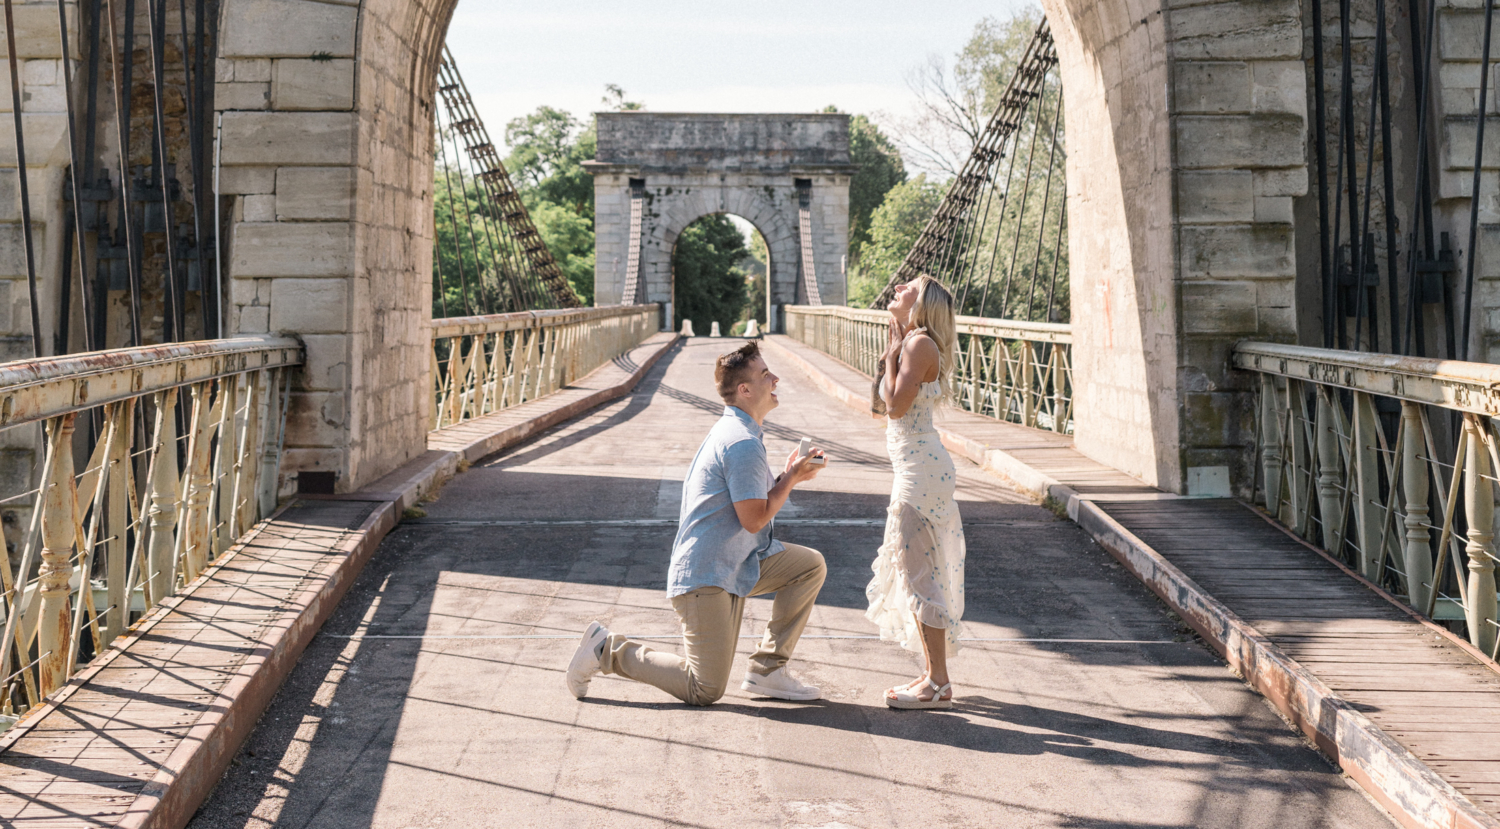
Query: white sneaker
xmin=741 ymin=667 xmax=820 ymax=701
xmin=566 ymin=621 xmax=609 ymax=699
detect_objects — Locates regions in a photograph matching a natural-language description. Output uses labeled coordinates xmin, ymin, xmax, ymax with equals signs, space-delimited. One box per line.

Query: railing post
xmin=210 ymin=376 xmax=239 ymax=558
xmin=1402 ymin=402 xmax=1434 ymax=612
xmin=1020 ymin=343 xmax=1036 ymax=427
xmin=1352 ymin=393 xmax=1385 ymax=580
xmin=36 ymin=414 xmax=78 ymax=697
xmin=104 ymin=400 xmax=132 ymax=642
xmin=146 ymin=390 xmax=180 ymax=608
xmin=180 ymin=382 xmax=215 ymax=582
xmin=1260 ymin=374 xmax=1284 ymax=515
xmin=1315 ymin=390 xmax=1345 ymax=553
xmin=1463 ymin=414 xmax=1499 ymax=655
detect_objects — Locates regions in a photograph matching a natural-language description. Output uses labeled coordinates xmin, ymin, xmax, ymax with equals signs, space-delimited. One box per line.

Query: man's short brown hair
xmin=715 ymin=341 xmax=762 ymax=403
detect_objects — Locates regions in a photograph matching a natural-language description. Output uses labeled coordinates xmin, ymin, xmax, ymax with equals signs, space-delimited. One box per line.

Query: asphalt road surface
xmin=190 ymin=337 xmax=1393 ymax=829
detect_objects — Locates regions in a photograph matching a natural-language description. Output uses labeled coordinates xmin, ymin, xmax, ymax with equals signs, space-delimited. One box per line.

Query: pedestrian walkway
xmin=765 ymin=332 xmax=1500 ymax=829
xmin=191 ymin=337 xmax=1389 ymax=828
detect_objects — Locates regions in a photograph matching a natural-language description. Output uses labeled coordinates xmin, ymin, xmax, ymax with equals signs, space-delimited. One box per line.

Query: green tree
xmin=738 ymin=228 xmax=768 ymax=328
xmin=823 ymin=106 xmax=906 ymax=266
xmin=847 ymin=174 xmax=944 ymax=307
xmin=673 ymin=215 xmax=750 ymax=332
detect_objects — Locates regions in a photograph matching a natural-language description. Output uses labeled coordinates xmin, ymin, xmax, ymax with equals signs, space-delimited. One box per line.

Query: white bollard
xmin=681 ymin=319 xmax=695 ymax=337
xmin=710 ymin=321 xmax=721 ymax=337
xmin=744 ymin=319 xmax=760 ymax=337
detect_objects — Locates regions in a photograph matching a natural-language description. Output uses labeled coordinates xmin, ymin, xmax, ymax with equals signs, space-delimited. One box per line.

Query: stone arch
xmin=661 ymin=208 xmax=789 ymax=330
xmin=587 ymin=113 xmax=852 ymax=320
xmin=212 ymin=0 xmax=1307 ymax=497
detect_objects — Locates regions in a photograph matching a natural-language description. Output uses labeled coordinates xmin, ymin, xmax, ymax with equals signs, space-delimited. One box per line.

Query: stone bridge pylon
xmin=586 ymin=113 xmax=854 ymax=328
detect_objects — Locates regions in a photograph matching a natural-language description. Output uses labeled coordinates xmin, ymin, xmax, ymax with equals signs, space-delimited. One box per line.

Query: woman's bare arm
xmin=883 ymin=335 xmax=939 ymax=419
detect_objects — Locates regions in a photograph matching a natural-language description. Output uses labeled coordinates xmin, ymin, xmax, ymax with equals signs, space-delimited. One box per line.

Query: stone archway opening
xmin=667 ymin=213 xmax=771 ymax=336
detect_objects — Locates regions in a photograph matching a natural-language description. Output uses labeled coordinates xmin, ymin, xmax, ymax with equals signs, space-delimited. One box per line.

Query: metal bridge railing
xmin=784 ymin=305 xmax=1073 ymax=433
xmin=430 ymin=304 xmax=659 ymax=431
xmin=1237 ymin=341 xmax=1500 ymax=658
xmin=0 ymin=336 xmax=300 ymax=717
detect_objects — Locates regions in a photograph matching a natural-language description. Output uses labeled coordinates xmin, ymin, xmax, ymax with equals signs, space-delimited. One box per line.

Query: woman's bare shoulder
xmin=902 ymin=331 xmax=939 ymax=356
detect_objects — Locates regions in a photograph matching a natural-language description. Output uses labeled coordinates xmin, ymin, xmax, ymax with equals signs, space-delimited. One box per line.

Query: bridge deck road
xmin=190 ymin=338 xmax=1391 ymax=829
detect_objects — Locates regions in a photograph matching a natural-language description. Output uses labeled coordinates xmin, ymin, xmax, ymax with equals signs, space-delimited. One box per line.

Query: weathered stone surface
xmin=1253 ymin=194 xmax=1294 ymax=223
xmin=0 ymin=170 xmax=18 ymax=222
xmin=0 ymin=7 xmax=70 ymax=59
xmin=1438 ymin=9 xmax=1487 ymax=61
xmin=234 ymin=303 xmax=269 ymax=334
xmin=1169 ymin=0 xmax=1301 ymax=60
xmin=243 ymin=194 xmax=276 ymax=222
xmin=1177 ymin=171 xmax=1253 ymax=222
xmin=214 ymin=81 xmax=270 ymax=111
xmin=1443 ymin=119 xmax=1500 ymax=172
xmin=298 ymin=333 xmax=349 ymax=391
xmin=284 ymin=391 xmax=347 ymax=445
xmin=1174 ymin=62 xmax=1251 ymax=113
xmin=1252 ymin=167 xmax=1308 ymax=197
xmin=276 ymin=166 xmax=353 ymax=220
xmin=219 ymin=0 xmax=357 ymax=59
xmin=230 ymin=222 xmax=353 ymax=277
xmin=1176 ymin=114 xmax=1305 ymax=169
xmin=1183 ymin=280 xmax=1257 ymax=333
xmin=267 ymin=278 xmax=348 ymax=332
xmin=0 ymin=113 xmax=69 ymax=165
xmin=1180 ymin=226 xmax=1295 ymax=278
xmin=219 ymin=165 xmax=277 ymax=195
xmin=1251 ymin=60 xmax=1307 ymax=114
xmin=272 ymin=59 xmax=355 ymax=111
xmin=219 ymin=112 xmax=355 ymax=166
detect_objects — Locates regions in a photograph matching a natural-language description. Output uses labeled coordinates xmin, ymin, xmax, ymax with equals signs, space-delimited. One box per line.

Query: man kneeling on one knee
xmin=566 ymin=341 xmax=829 ymax=705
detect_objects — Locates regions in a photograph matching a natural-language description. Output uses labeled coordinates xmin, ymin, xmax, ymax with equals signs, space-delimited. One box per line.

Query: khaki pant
xmin=599 ymin=543 xmax=826 ymax=706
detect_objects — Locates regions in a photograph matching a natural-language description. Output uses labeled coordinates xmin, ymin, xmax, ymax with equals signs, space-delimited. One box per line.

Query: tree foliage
xmin=884 ymin=6 xmax=1054 ymax=178
xmin=672 ymin=215 xmax=750 ymax=332
xmin=846 ymin=175 xmax=944 ymax=307
xmin=847 ymin=114 xmax=907 ymax=259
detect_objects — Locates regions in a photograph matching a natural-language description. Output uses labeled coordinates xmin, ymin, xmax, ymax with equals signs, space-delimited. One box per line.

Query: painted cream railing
xmin=431 ymin=305 xmax=658 ymax=430
xmin=0 ymin=337 xmax=300 ymax=716
xmin=1236 ymin=341 xmax=1500 ymax=657
xmin=784 ymin=305 xmax=1073 ymax=433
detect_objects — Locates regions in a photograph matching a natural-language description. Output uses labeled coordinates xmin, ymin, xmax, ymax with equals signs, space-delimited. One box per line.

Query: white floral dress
xmin=865 ymin=352 xmax=967 ymax=655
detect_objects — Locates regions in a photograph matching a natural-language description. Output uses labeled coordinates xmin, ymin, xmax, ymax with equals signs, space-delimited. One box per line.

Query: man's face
xmin=737 ymin=355 xmax=780 ymax=416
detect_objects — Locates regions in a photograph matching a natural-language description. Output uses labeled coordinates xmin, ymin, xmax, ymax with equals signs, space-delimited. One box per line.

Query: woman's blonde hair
xmin=909 ymin=275 xmax=957 ymax=398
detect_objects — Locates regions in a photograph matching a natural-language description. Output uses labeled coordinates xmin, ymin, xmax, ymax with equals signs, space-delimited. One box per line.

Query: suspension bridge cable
xmin=4 ymin=0 xmax=42 ymax=357
xmin=1024 ymin=91 xmax=1064 ymax=322
xmin=977 ymin=125 xmax=1024 ymax=319
xmin=997 ymin=73 xmax=1049 ymax=320
xmin=145 ymin=0 xmax=184 ymax=342
xmin=56 ymin=0 xmax=94 ymax=352
xmin=446 ymin=119 xmax=498 ymax=314
xmin=104 ymin=0 xmax=143 ymax=346
xmin=1461 ymin=0 xmax=1496 ymax=361
xmin=435 ymin=116 xmax=476 ymax=316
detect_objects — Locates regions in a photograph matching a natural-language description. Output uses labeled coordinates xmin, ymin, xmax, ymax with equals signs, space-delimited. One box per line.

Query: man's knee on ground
xmin=684 ymin=679 xmax=727 ymax=706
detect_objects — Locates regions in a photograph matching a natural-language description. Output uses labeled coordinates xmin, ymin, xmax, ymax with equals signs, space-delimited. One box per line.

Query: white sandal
xmin=885 ymin=678 xmax=953 ymax=710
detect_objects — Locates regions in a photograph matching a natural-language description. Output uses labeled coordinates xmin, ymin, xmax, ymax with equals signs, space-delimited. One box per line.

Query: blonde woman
xmin=866 ymin=275 xmax=966 ymax=709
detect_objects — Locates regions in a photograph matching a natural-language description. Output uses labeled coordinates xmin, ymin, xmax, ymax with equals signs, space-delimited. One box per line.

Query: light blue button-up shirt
xmin=666 ymin=406 xmax=786 ymax=598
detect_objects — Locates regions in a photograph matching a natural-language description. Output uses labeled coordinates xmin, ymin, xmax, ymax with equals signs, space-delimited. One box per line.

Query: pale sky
xmin=444 ymin=1 xmax=1037 ymax=158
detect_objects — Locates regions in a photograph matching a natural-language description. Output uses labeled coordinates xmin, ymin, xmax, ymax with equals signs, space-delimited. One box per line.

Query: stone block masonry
xmin=215 ymin=0 xmax=447 ymax=494
xmin=587 ymin=113 xmax=853 ymax=326
xmin=1044 ymin=0 xmax=1305 ymax=495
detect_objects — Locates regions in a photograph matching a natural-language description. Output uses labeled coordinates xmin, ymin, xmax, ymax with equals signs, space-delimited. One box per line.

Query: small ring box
xmin=797 ymin=437 xmax=826 ymax=465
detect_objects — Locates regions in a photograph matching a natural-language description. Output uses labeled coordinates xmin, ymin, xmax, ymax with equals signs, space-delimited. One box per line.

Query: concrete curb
xmin=763 ymin=333 xmax=1496 ymax=829
xmin=110 ymin=332 xmax=681 ymax=829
